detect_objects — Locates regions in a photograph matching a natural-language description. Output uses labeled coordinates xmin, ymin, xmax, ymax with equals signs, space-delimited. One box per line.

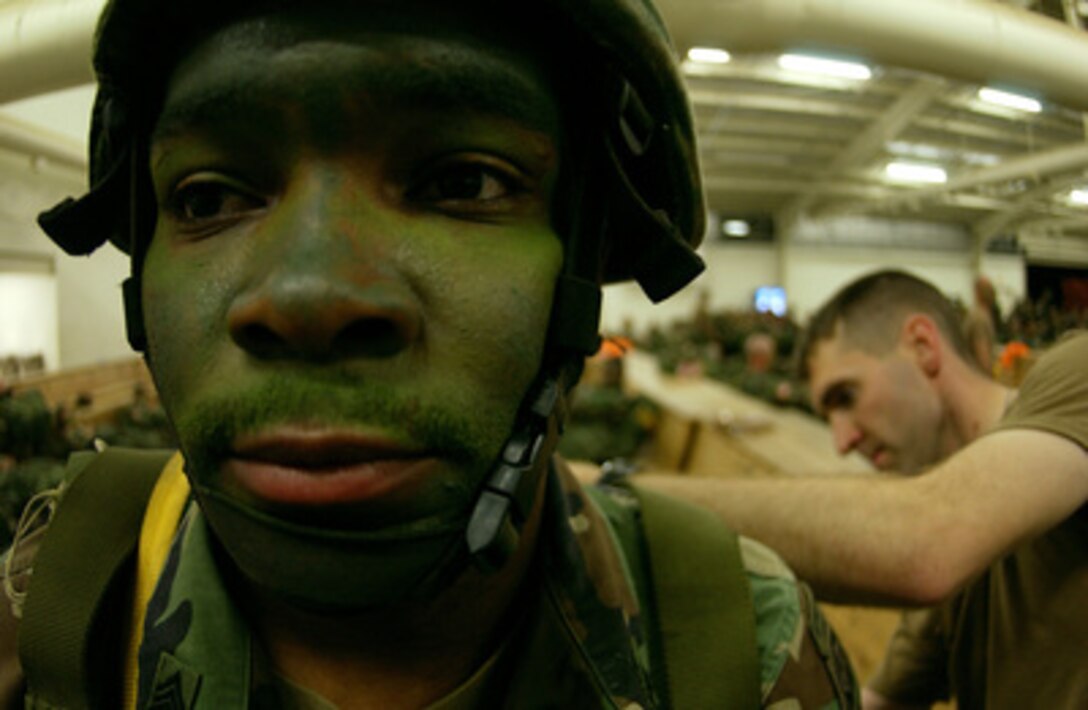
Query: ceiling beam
xmin=659 ymin=0 xmax=1088 ymax=110
xmin=693 ymin=115 xmax=858 ymax=143
xmin=1017 ymin=214 xmax=1088 ymax=234
xmin=823 ymin=78 xmax=948 ymax=170
xmin=857 ymin=141 xmax=1088 ymax=213
xmin=705 ymin=174 xmax=894 ymax=200
xmin=688 ymin=89 xmax=877 ymax=120
xmin=973 ymin=174 xmax=1088 ymax=240
xmin=774 ymin=76 xmax=947 ymax=232
xmin=697 ymin=134 xmax=840 ymax=158
xmin=0 ymin=0 xmax=104 ymax=104
xmin=0 ymin=113 xmax=84 ymax=172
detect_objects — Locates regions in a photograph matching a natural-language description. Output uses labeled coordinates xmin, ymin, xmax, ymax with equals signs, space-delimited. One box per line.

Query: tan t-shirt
xmin=869 ymin=331 xmax=1088 ymax=709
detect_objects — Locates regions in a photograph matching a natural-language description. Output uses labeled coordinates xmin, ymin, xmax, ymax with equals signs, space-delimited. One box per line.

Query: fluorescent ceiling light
xmin=687 ymin=47 xmax=731 ymax=64
xmin=885 ymin=162 xmax=948 ymax=184
xmin=886 ymin=141 xmax=942 ymax=160
xmin=723 ymin=219 xmax=751 ymax=237
xmin=978 ymin=87 xmax=1042 ymax=113
xmin=777 ymin=53 xmax=871 ymax=80
xmin=961 ymin=151 xmax=1003 ymax=167
xmin=887 ymin=141 xmax=1001 ymax=167
xmin=1070 ymin=189 xmax=1088 ymax=206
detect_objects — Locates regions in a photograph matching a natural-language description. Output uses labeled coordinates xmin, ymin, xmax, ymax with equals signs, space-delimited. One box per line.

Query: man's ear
xmin=900 ymin=314 xmax=942 ymax=377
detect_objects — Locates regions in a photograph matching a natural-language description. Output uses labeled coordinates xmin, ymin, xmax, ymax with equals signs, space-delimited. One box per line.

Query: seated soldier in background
xmin=0 ymin=0 xmax=858 ymax=707
xmin=733 ymin=332 xmax=798 ymax=406
xmin=643 ymin=269 xmax=1087 ymax=709
xmin=558 ymin=348 xmax=659 ymax=465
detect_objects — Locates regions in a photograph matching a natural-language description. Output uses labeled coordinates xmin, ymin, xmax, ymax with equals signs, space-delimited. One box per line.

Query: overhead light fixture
xmin=777 ymin=53 xmax=872 ymax=80
xmin=687 ymin=47 xmax=732 ymax=64
xmin=1070 ymin=189 xmax=1088 ymax=206
xmin=978 ymin=87 xmax=1042 ymax=113
xmin=886 ymin=141 xmax=942 ymax=160
xmin=887 ymin=141 xmax=1001 ymax=167
xmin=961 ymin=151 xmax=1003 ymax=167
xmin=885 ymin=162 xmax=948 ymax=184
xmin=723 ymin=219 xmax=751 ymax=238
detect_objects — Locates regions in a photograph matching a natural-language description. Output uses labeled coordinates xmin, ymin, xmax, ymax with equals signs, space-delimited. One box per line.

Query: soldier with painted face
xmin=0 ymin=1 xmax=858 ymax=707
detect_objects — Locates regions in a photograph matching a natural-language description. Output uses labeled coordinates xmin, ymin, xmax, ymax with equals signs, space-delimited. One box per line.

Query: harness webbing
xmin=20 ymin=447 xmax=173 ymax=710
xmin=631 ymin=485 xmax=762 ymax=709
xmin=19 ymin=451 xmax=761 ymax=709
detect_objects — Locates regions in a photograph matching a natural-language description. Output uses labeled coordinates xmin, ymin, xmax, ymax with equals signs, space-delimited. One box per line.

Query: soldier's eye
xmin=410 ymin=156 xmax=526 ymax=212
xmin=438 ymin=166 xmax=500 ymax=200
xmin=170 ymin=179 xmax=264 ymax=223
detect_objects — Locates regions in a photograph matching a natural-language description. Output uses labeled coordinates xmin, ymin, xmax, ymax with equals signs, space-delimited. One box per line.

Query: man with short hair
xmin=643 ymin=269 xmax=1088 ymax=708
xmin=0 ymin=1 xmax=857 ymax=707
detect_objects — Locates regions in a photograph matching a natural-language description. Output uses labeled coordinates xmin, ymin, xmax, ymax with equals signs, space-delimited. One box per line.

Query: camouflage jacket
xmin=516 ymin=461 xmax=858 ymax=708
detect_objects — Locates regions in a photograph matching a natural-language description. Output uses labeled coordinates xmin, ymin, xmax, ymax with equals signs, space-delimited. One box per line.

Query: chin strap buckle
xmin=466 ymin=377 xmax=563 ymax=573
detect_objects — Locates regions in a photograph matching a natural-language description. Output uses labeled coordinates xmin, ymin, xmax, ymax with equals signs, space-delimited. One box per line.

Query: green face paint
xmin=141 ymin=4 xmax=564 ymax=609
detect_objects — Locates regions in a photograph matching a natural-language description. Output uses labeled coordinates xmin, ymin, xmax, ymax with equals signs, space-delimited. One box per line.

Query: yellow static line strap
xmin=123 ymin=452 xmax=192 ymax=710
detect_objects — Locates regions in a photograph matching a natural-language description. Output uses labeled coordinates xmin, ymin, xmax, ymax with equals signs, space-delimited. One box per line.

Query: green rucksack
xmin=13 ymin=448 xmax=760 ymax=709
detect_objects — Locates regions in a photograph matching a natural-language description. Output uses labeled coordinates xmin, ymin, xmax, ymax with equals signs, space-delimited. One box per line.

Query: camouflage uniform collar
xmin=134 ymin=461 xmax=655 ymax=708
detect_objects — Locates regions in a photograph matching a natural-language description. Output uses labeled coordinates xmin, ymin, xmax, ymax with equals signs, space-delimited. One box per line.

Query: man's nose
xmin=829 ymin=412 xmax=862 ymax=456
xmin=227 ymin=188 xmax=421 ymax=361
xmin=228 ymin=276 xmax=421 ymax=360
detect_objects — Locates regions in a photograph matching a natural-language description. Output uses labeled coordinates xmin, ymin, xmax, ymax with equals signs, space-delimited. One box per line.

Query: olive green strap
xmin=632 ymin=485 xmax=762 ymax=709
xmin=21 ymin=448 xmax=173 ymax=710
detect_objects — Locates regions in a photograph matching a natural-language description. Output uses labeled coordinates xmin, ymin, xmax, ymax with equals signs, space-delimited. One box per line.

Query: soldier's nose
xmin=228 ymin=275 xmax=421 ymax=361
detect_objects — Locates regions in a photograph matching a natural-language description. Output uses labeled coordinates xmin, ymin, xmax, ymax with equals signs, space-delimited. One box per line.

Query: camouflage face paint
xmin=139 ymin=5 xmax=564 ymax=605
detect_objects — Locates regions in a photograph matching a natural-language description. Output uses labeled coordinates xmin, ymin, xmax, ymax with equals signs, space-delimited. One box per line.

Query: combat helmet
xmin=40 ymin=0 xmax=706 ymax=350
xmin=37 ymin=0 xmax=708 ymax=606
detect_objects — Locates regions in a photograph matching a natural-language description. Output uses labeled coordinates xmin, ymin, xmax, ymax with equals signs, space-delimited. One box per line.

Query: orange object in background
xmin=596 ymin=336 xmax=633 ymax=360
xmin=999 ymin=341 xmax=1031 ymax=370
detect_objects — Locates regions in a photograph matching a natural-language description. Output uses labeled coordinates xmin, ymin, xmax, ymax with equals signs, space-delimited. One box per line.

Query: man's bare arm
xmin=637 ymin=428 xmax=1088 ymax=606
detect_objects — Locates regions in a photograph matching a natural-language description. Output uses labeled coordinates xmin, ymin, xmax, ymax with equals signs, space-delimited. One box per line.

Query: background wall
xmin=0 ymin=90 xmax=133 ymax=372
xmin=0 ymin=268 xmax=57 ymax=369
xmin=601 ymin=215 xmax=1027 ymax=337
xmin=54 ymin=247 xmax=131 ymax=368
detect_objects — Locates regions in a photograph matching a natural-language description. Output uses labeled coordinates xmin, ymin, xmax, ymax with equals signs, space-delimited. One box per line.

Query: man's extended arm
xmin=637 ymin=427 xmax=1088 ymax=606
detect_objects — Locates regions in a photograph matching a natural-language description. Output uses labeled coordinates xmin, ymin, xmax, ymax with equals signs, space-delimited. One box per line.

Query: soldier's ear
xmin=900 ymin=314 xmax=942 ymax=377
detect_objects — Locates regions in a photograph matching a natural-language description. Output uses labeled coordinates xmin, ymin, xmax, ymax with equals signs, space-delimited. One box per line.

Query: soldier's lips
xmin=224 ymin=430 xmax=439 ymax=506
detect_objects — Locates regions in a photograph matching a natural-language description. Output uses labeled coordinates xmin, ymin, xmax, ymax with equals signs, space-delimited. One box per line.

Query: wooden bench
xmin=621 ymin=350 xmax=871 ymax=478
xmin=10 ymin=357 xmax=158 ymax=426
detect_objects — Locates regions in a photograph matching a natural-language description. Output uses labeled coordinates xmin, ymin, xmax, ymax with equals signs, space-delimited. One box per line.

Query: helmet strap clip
xmin=466 ymin=374 xmax=567 ymax=572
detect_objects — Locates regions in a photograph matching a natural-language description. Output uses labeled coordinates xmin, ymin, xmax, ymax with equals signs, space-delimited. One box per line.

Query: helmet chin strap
xmin=466 ymin=366 xmax=572 ymax=572
xmin=193 ymin=366 xmax=578 ymax=613
xmin=196 ymin=486 xmax=472 ymax=613
xmin=462 ymin=113 xmax=608 ymax=572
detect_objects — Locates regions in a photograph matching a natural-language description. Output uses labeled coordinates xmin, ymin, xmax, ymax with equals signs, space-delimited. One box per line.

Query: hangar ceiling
xmin=655 ymin=0 xmax=1088 ymax=249
xmin=682 ymin=48 xmax=1088 ymax=242
xmin=1 ymin=0 xmax=1087 ymax=252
